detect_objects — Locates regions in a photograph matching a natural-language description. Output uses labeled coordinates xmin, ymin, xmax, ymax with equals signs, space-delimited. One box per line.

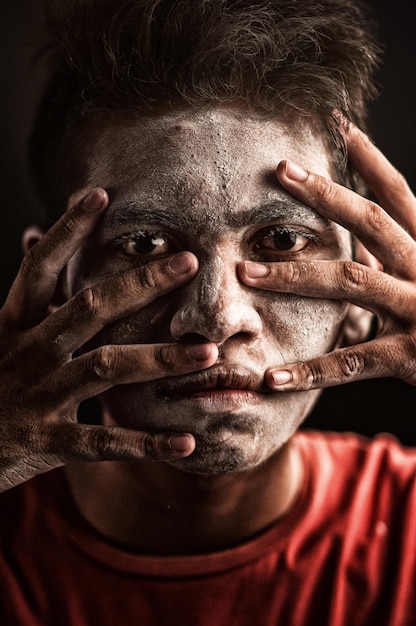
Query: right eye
xmin=114 ymin=230 xmax=174 ymax=258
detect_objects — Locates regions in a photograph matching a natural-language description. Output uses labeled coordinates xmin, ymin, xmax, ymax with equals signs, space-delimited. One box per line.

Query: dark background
xmin=0 ymin=2 xmax=415 ymax=441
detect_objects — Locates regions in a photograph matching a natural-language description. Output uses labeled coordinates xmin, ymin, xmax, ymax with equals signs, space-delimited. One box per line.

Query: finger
xmin=44 ymin=422 xmax=196 ymax=463
xmin=265 ymin=337 xmax=408 ymax=392
xmin=239 ymin=259 xmax=412 ymax=319
xmin=346 ymin=124 xmax=416 ymax=238
xmin=276 ymin=160 xmax=416 ymax=280
xmin=40 ymin=252 xmax=199 ymax=356
xmin=52 ymin=341 xmax=219 ymax=403
xmin=3 ymin=188 xmax=108 ymax=326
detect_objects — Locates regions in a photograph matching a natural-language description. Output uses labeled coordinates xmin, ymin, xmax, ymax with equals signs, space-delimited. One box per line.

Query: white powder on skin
xmin=67 ymin=106 xmax=352 ymax=475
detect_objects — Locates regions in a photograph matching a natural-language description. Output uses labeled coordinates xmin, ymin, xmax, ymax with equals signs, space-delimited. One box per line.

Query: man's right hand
xmin=0 ymin=189 xmax=218 ymax=492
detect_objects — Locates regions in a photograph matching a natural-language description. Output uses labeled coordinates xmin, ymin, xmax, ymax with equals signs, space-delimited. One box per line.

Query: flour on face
xmin=67 ymin=106 xmax=352 ymax=475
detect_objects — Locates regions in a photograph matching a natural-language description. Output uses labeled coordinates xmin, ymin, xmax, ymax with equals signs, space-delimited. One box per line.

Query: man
xmin=1 ymin=0 xmax=416 ymax=624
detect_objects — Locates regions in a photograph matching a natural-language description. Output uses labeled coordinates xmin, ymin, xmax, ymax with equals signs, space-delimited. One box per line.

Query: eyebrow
xmin=107 ymin=205 xmax=193 ymax=230
xmin=105 ymin=198 xmax=329 ymax=231
xmin=243 ymin=200 xmax=328 ymax=228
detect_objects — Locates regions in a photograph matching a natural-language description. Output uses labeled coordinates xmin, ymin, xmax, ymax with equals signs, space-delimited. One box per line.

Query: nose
xmin=170 ymin=255 xmax=262 ymax=345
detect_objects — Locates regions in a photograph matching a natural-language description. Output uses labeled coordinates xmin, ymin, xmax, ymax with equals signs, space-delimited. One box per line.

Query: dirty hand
xmin=239 ymin=124 xmax=416 ymax=392
xmin=0 ymin=189 xmax=217 ymax=491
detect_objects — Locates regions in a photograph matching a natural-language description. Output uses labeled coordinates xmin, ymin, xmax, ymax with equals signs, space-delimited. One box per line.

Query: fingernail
xmin=270 ymin=370 xmax=293 ymax=386
xmin=285 ymin=161 xmax=308 ymax=182
xmin=169 ymin=252 xmax=194 ymax=275
xmin=169 ymin=434 xmax=195 ymax=453
xmin=244 ymin=262 xmax=270 ymax=278
xmin=82 ymin=188 xmax=107 ymax=212
xmin=186 ymin=343 xmax=212 ymax=361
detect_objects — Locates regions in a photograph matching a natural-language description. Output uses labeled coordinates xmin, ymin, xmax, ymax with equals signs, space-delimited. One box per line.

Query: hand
xmin=0 ymin=189 xmax=218 ymax=492
xmin=238 ymin=124 xmax=416 ymax=391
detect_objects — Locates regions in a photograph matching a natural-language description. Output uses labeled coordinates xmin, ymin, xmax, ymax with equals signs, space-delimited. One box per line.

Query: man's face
xmin=67 ymin=107 xmax=351 ymax=475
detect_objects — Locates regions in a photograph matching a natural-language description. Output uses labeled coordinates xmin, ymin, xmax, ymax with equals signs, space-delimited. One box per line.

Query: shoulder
xmin=294 ymin=429 xmax=416 ymax=528
xmin=295 ymin=429 xmax=416 ymax=477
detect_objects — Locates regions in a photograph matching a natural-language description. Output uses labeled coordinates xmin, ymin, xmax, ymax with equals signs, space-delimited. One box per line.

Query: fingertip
xmin=265 ymin=369 xmax=293 ymax=390
xmin=239 ymin=261 xmax=270 ymax=279
xmin=275 ymin=159 xmax=287 ymax=180
xmin=284 ymin=161 xmax=309 ymax=182
xmin=168 ymin=251 xmax=199 ymax=276
xmin=186 ymin=342 xmax=219 ymax=363
xmin=276 ymin=160 xmax=309 ymax=184
xmin=169 ymin=434 xmax=196 ymax=456
xmin=82 ymin=188 xmax=109 ymax=212
xmin=345 ymin=123 xmax=372 ymax=152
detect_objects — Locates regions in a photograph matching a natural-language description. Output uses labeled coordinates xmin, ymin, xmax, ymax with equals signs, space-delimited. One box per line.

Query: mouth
xmin=157 ymin=366 xmax=270 ymax=402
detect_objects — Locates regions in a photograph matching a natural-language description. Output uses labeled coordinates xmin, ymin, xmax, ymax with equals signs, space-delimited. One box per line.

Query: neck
xmin=64 ymin=437 xmax=303 ymax=556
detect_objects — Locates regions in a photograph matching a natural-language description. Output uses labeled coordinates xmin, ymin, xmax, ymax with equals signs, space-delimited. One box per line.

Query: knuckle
xmin=44 ymin=423 xmax=121 ymax=462
xmin=336 ymin=349 xmax=366 ymax=379
xmin=87 ymin=346 xmax=120 ymax=381
xmin=300 ymin=361 xmax=324 ymax=389
xmin=314 ymin=175 xmax=335 ymax=205
xmin=154 ymin=345 xmax=175 ymax=370
xmin=136 ymin=263 xmax=157 ymax=290
xmin=87 ymin=428 xmax=118 ymax=457
xmin=365 ymin=201 xmax=387 ymax=233
xmin=58 ymin=212 xmax=77 ymax=235
xmin=72 ymin=287 xmax=101 ymax=318
xmin=85 ymin=430 xmax=169 ymax=461
xmin=116 ymin=269 xmax=150 ymax=299
xmin=340 ymin=261 xmax=369 ymax=291
xmin=286 ymin=262 xmax=303 ymax=283
xmin=295 ymin=350 xmax=367 ymax=389
xmin=142 ymin=433 xmax=162 ymax=459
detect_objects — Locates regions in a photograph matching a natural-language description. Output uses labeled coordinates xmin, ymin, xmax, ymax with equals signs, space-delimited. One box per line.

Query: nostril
xmin=178 ymin=332 xmax=211 ymax=344
xmin=170 ymin=297 xmax=262 ymax=344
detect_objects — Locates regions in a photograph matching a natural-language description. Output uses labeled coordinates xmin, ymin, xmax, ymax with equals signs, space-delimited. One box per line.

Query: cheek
xmin=259 ymin=294 xmax=347 ymax=361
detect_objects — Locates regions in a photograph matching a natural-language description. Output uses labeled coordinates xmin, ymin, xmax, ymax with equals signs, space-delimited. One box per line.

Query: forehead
xmin=86 ymin=107 xmax=333 ymax=228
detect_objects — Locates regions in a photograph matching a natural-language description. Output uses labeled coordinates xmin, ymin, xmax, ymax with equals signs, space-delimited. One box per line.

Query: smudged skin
xmin=0 ymin=107 xmax=415 ymax=553
xmin=240 ymin=125 xmax=416 ymax=393
xmin=66 ymin=108 xmax=352 ymax=476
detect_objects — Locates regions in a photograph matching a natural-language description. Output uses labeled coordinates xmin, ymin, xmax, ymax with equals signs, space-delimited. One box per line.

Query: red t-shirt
xmin=1 ymin=430 xmax=415 ymax=626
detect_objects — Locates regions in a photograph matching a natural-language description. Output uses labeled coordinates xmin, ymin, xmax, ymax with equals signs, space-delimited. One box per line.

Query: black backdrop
xmin=0 ymin=1 xmax=415 ymax=441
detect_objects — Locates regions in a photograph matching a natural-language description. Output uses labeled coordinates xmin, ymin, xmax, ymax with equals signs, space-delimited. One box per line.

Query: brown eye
xmin=118 ymin=231 xmax=171 ymax=257
xmin=269 ymin=229 xmax=299 ymax=250
xmin=255 ymin=227 xmax=312 ymax=255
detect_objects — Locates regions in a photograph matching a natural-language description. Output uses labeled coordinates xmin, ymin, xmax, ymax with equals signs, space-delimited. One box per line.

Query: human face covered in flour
xmin=65 ymin=107 xmax=352 ymax=475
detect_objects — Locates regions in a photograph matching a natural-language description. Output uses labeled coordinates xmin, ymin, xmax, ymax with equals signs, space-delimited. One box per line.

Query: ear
xmin=340 ymin=239 xmax=382 ymax=346
xmin=22 ymin=225 xmax=44 ymax=255
xmin=22 ymin=226 xmax=70 ymax=313
xmin=340 ymin=304 xmax=374 ymax=346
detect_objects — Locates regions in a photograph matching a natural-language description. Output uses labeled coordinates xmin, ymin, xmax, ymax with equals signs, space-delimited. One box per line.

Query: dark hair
xmin=31 ymin=0 xmax=380 ymax=222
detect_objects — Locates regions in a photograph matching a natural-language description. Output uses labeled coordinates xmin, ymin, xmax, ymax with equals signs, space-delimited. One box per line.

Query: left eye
xmin=253 ymin=227 xmax=316 ymax=256
xmin=116 ymin=230 xmax=172 ymax=257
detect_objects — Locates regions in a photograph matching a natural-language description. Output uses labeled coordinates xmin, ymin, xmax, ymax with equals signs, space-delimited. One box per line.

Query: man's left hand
xmin=238 ymin=124 xmax=416 ymax=391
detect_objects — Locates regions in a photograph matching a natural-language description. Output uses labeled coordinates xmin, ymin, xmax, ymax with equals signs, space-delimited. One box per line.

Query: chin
xmin=167 ymin=444 xmax=264 ymax=476
xmin=100 ymin=386 xmax=318 ymax=475
xmin=165 ymin=429 xmax=289 ymax=476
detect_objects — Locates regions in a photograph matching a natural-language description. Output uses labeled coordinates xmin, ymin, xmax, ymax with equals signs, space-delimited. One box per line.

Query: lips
xmin=157 ymin=366 xmax=270 ymax=399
